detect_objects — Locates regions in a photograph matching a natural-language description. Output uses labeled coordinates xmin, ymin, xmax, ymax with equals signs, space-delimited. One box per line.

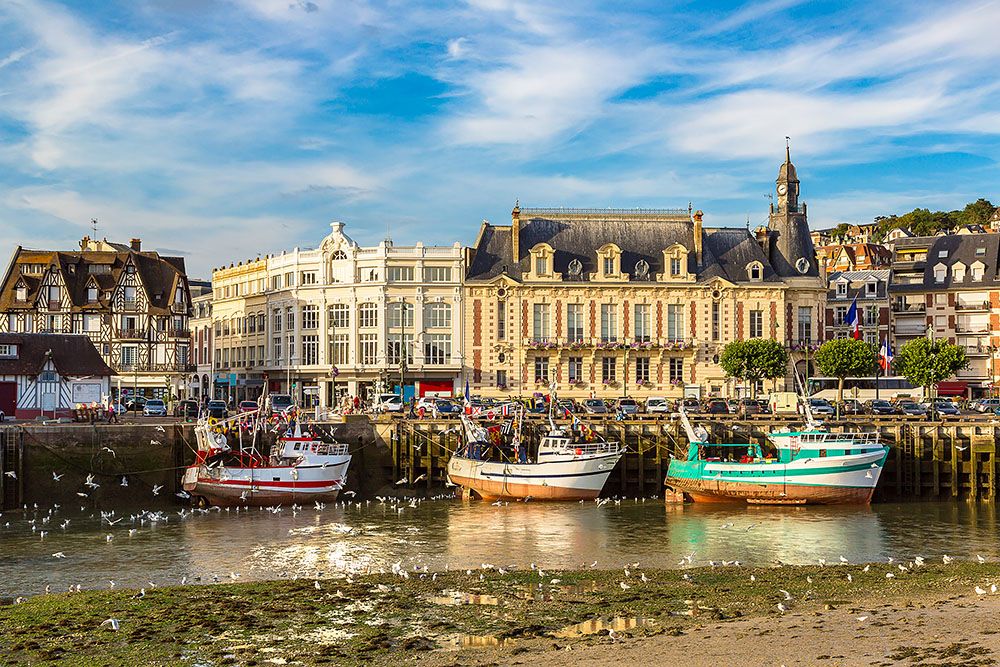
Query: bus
xmin=807 ymin=376 xmax=924 ymax=402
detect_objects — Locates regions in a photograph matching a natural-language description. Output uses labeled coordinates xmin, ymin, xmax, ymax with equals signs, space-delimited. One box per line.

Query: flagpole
xmin=875 ymin=339 xmax=880 ymax=401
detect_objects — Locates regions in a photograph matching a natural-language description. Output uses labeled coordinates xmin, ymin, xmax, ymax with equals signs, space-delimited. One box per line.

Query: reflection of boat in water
xmin=447 ymin=399 xmax=623 ymax=501
xmin=665 ymin=404 xmax=888 ymax=505
xmin=182 ymin=408 xmax=351 ymax=507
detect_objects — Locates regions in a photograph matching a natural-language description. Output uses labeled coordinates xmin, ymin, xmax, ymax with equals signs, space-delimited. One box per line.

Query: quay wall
xmin=0 ymin=416 xmax=395 ymax=510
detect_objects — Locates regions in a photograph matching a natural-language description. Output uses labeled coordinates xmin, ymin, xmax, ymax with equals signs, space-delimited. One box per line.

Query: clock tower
xmin=767 ymin=146 xmax=817 ymax=278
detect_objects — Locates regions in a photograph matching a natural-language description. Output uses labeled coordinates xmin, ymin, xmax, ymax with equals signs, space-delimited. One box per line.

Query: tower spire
xmin=785 ymin=136 xmax=791 ymax=163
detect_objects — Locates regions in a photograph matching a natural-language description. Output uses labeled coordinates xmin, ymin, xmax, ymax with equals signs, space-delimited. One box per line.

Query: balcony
xmin=526 ymin=337 xmax=693 ymax=351
xmin=964 ymin=345 xmax=991 ymax=356
xmin=956 ymin=324 xmax=990 ymax=335
xmin=47 ymin=300 xmax=62 ymax=312
xmin=956 ymin=301 xmax=990 ymax=312
xmin=894 ymin=322 xmax=928 ymax=336
xmin=892 ymin=301 xmax=926 ymax=314
xmin=119 ymin=328 xmax=146 ymax=340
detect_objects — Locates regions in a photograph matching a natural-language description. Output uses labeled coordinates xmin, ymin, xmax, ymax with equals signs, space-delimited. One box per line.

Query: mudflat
xmin=1 ymin=562 xmax=998 ymax=666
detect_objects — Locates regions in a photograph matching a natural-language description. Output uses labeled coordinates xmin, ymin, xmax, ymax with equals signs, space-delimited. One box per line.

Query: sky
xmin=1 ymin=0 xmax=999 ymax=278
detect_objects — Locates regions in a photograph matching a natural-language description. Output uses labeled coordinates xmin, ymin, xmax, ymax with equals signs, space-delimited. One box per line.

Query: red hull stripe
xmin=198 ymin=478 xmax=340 ymax=488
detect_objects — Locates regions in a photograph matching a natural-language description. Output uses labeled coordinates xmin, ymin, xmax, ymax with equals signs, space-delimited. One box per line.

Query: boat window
xmin=294 ymin=443 xmax=301 ymax=450
xmin=819 ymin=449 xmax=827 ymax=457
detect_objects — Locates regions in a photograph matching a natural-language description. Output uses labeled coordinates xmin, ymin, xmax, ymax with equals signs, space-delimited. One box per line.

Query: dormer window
xmin=670 ymin=257 xmax=682 ymax=276
xmin=747 ymin=261 xmax=764 ymax=282
xmin=528 ymin=243 xmax=556 ymax=279
xmin=938 ymin=249 xmax=949 ymax=258
xmin=865 ymin=280 xmax=877 ymax=297
xmin=836 ymin=281 xmax=848 ymax=297
xmin=0 ymin=344 xmax=16 ymax=358
xmin=933 ymin=263 xmax=947 ymax=283
xmin=535 ymin=256 xmax=547 ymax=276
xmin=87 ymin=286 xmax=98 ymax=302
xmin=953 ymin=263 xmax=966 ymax=282
xmin=971 ymin=261 xmax=985 ymax=282
xmin=603 ymin=256 xmax=614 ymax=276
xmin=14 ymin=284 xmax=26 ymax=301
xmin=660 ymin=244 xmax=690 ymax=281
xmin=976 ymin=247 xmax=986 ymax=257
xmin=594 ymin=243 xmax=622 ymax=280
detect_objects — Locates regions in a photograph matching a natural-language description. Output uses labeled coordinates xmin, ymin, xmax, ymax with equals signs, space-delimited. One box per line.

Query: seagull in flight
xmin=52 ymin=472 xmax=63 ymax=482
xmin=4 ymin=471 xmax=15 ymax=479
xmin=151 ymin=485 xmax=163 ymax=496
xmin=100 ymin=619 xmax=120 ymax=631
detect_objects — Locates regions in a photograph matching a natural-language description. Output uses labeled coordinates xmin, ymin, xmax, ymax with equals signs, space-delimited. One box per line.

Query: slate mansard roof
xmin=467 ymin=209 xmax=804 ymax=285
xmin=891 ymin=233 xmax=1000 ymax=291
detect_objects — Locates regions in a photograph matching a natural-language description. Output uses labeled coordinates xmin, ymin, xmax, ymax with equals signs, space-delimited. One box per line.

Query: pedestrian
xmin=106 ymin=401 xmax=119 ymax=424
xmin=353 ymin=395 xmax=360 ymax=412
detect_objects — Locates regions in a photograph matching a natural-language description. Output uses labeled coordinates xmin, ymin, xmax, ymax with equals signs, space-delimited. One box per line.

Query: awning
xmin=936 ymin=381 xmax=968 ymax=396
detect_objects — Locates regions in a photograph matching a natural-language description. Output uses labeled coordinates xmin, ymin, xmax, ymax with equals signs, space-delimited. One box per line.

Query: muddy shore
xmin=2 ymin=562 xmax=999 ymax=666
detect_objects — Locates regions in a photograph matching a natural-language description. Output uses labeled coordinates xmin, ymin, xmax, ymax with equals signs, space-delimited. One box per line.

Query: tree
xmin=814 ymin=338 xmax=878 ymax=415
xmin=895 ymin=338 xmax=968 ymax=404
xmin=719 ymin=339 xmax=789 ymax=400
xmin=959 ymin=198 xmax=995 ymax=227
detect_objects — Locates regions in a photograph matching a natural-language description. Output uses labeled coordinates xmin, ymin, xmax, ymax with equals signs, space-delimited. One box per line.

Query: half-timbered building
xmin=0 ymin=236 xmax=193 ymax=401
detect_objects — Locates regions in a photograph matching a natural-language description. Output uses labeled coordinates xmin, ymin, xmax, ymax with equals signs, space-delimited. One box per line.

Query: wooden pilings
xmin=389 ymin=416 xmax=1000 ymax=501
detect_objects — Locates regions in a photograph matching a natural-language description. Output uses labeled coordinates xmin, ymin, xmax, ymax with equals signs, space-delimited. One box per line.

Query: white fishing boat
xmin=446 ymin=399 xmax=623 ymax=501
xmin=182 ymin=408 xmax=351 ymax=507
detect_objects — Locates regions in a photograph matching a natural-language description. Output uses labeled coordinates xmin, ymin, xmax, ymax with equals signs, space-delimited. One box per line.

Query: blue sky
xmin=1 ymin=0 xmax=999 ymax=277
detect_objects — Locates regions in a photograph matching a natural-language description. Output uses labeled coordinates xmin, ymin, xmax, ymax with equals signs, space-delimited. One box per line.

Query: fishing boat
xmin=446 ymin=398 xmax=624 ymax=501
xmin=664 ymin=401 xmax=889 ymax=505
xmin=181 ymin=407 xmax=351 ymax=507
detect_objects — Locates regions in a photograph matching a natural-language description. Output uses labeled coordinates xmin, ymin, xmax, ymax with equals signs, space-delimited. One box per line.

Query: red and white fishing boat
xmin=182 ymin=408 xmax=351 ymax=507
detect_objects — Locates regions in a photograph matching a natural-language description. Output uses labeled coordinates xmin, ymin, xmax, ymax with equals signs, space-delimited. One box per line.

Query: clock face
xmin=777 ymin=183 xmax=788 ymax=196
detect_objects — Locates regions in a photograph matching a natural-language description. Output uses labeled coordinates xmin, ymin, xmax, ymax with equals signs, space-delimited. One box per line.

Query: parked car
xmin=206 ymin=400 xmax=229 ymax=419
xmin=927 ymin=399 xmax=960 ymax=416
xmin=680 ymin=397 xmax=702 ymax=414
xmin=125 ymin=396 xmax=147 ymax=412
xmin=617 ymin=397 xmax=640 ymax=415
xmin=726 ymin=399 xmax=740 ymax=414
xmin=975 ymin=398 xmax=1000 ymax=413
xmin=645 ymin=396 xmax=670 ymax=414
xmin=806 ymin=398 xmax=835 ymax=416
xmin=582 ymin=398 xmax=608 ymax=414
xmin=238 ymin=400 xmax=259 ymax=413
xmin=173 ymin=399 xmax=199 ymax=418
xmin=556 ymin=398 xmax=578 ymax=414
xmin=737 ymin=398 xmax=768 ymax=416
xmin=839 ymin=399 xmax=864 ymax=416
xmin=897 ymin=400 xmax=927 ymax=417
xmin=416 ymin=396 xmax=438 ymax=413
xmin=268 ymin=393 xmax=294 ymax=414
xmin=374 ymin=393 xmax=403 ymax=413
xmin=866 ymin=399 xmax=898 ymax=415
xmin=142 ymin=399 xmax=167 ymax=417
xmin=705 ymin=398 xmax=729 ymax=415
xmin=434 ymin=399 xmax=461 ymax=416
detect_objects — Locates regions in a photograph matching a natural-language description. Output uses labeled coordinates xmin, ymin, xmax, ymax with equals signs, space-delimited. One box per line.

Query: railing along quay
xmin=387 ymin=415 xmax=1000 ymax=501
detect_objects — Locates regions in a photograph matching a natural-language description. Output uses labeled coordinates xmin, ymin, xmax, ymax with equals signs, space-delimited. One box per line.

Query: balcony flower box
xmin=663 ymin=340 xmax=690 ymax=351
xmin=669 ymin=379 xmax=685 ymax=387
xmin=528 ymin=339 xmax=559 ymax=350
xmin=628 ymin=341 xmax=659 ymax=350
xmin=789 ymin=342 xmax=820 ymax=352
xmin=596 ymin=341 xmax=624 ymax=350
xmin=565 ymin=340 xmax=590 ymax=350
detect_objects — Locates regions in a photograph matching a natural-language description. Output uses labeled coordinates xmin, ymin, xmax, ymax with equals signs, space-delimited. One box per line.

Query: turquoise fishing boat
xmin=665 ymin=408 xmax=889 ymax=505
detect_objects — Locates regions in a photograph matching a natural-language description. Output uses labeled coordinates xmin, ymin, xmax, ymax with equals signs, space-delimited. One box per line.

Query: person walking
xmin=106 ymin=401 xmax=119 ymax=424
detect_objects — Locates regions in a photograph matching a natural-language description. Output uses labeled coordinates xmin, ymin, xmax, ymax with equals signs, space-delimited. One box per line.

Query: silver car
xmin=142 ymin=399 xmax=167 ymax=417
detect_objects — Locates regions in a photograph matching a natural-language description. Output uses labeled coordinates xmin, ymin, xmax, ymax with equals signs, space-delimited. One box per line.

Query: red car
xmin=238 ymin=400 xmax=259 ymax=413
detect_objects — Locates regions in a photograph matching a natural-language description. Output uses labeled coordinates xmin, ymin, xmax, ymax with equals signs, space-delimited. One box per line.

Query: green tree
xmin=895 ymin=338 xmax=968 ymax=404
xmin=814 ymin=338 xmax=878 ymax=415
xmin=958 ymin=198 xmax=995 ymax=227
xmin=719 ymin=339 xmax=789 ymax=400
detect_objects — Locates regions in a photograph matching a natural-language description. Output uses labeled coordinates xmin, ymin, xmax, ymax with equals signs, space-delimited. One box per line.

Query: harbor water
xmin=2 ymin=498 xmax=1000 ymax=597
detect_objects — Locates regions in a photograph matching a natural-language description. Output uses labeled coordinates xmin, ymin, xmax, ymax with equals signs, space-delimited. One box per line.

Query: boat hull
xmin=447 ymin=453 xmax=622 ymax=502
xmin=665 ymin=448 xmax=888 ymax=505
xmin=182 ymin=460 xmax=350 ymax=507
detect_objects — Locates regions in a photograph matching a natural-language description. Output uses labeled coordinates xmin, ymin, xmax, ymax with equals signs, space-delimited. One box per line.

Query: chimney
xmin=755 ymin=225 xmax=772 ymax=260
xmin=692 ymin=210 xmax=704 ymax=267
xmin=130 ymin=238 xmax=141 ymax=252
xmin=511 ymin=200 xmax=521 ymax=267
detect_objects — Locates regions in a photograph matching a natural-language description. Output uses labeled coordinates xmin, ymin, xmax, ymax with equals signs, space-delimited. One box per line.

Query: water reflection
xmin=2 ymin=500 xmax=1000 ymax=597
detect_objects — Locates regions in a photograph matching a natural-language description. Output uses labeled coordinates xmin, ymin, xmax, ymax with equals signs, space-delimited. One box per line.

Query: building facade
xmin=0 ymin=237 xmax=192 ymax=401
xmin=209 ymin=223 xmax=465 ymax=407
xmin=888 ymin=233 xmax=1000 ymax=398
xmin=817 ymin=243 xmax=892 ymax=274
xmin=190 ymin=288 xmax=214 ymax=401
xmin=824 ymin=270 xmax=890 ymax=347
xmin=463 ymin=151 xmax=827 ymax=400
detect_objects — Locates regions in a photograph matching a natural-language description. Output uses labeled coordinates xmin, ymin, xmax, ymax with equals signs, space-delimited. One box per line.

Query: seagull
xmin=52 ymin=472 xmax=63 ymax=482
xmin=943 ymin=555 xmax=953 ymax=564
xmin=956 ymin=445 xmax=968 ymax=452
xmin=4 ymin=471 xmax=15 ymax=479
xmin=412 ymin=473 xmax=427 ymax=483
xmin=120 ymin=477 xmax=128 ymax=487
xmin=886 ymin=572 xmax=895 ymax=578
xmin=176 ymin=491 xmax=190 ymax=499
xmin=85 ymin=474 xmax=99 ymax=489
xmin=240 ymin=490 xmax=249 ymax=502
xmin=914 ymin=556 xmax=925 ymax=566
xmin=863 ymin=565 xmax=871 ymax=572
xmin=314 ymin=580 xmax=322 ymax=590
xmin=152 ymin=485 xmax=163 ymax=496
xmin=865 ymin=471 xmax=873 ymax=479
xmin=976 ymin=586 xmax=988 ymax=595
xmin=619 ymin=581 xmax=630 ymax=590
xmin=993 ymin=584 xmax=998 ymax=594
xmin=155 ymin=425 xmax=165 ymax=433
xmin=395 ymin=477 xmax=408 ymax=486
xmin=847 ymin=573 xmax=853 ymax=583
xmin=52 ymin=552 xmax=66 ymax=559
xmin=100 ymin=618 xmax=120 ymax=631
xmin=342 ymin=490 xmax=356 ymax=497
xmin=856 ymin=616 xmax=868 ymax=622
xmin=150 ymin=439 xmax=162 ymax=446
xmin=777 ymin=603 xmax=788 ymax=613
xmin=779 ymin=589 xmax=792 ymax=601
xmin=978 ymin=555 xmax=987 ymax=564
xmin=101 ymin=447 xmax=116 ymax=458
xmin=76 ymin=492 xmax=88 ymax=498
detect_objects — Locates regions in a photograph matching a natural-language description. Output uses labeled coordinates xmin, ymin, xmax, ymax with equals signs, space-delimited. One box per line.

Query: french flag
xmin=846 ymin=296 xmax=861 ymax=340
xmin=879 ymin=338 xmax=893 ymax=371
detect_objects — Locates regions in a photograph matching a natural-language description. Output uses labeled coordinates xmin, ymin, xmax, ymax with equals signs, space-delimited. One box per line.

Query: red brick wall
xmin=473 ymin=299 xmax=481 ymax=347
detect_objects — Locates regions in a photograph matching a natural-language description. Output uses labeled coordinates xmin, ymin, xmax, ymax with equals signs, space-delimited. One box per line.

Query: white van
xmin=768 ymin=392 xmax=801 ymax=416
xmin=645 ymin=397 xmax=670 ymax=414
xmin=374 ymin=393 xmax=403 ymax=413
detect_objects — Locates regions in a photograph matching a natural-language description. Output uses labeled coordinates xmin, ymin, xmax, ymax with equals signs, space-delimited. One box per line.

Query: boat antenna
xmin=793 ymin=367 xmax=820 ymax=429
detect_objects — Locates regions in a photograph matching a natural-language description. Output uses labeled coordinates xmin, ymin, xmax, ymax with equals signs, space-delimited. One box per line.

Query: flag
xmin=879 ymin=337 xmax=894 ymax=371
xmin=846 ymin=296 xmax=861 ymax=340
xmin=501 ymin=419 xmax=514 ymax=436
xmin=464 ymin=378 xmax=470 ymax=405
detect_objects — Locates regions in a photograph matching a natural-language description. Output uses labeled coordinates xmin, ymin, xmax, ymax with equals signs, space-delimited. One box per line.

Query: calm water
xmin=2 ymin=498 xmax=999 ymax=597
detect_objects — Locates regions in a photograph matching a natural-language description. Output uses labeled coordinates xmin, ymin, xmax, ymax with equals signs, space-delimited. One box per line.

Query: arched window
xmin=746 ymin=262 xmax=763 ymax=281
xmin=426 ymin=302 xmax=452 ymax=328
xmin=332 ymin=249 xmax=347 ymax=260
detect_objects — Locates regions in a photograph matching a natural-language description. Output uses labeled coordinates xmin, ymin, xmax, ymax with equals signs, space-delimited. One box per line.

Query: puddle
xmin=552 ymin=617 xmax=656 ymax=638
xmin=429 ymin=590 xmax=499 ymax=606
xmin=442 ymin=633 xmax=509 ymax=648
